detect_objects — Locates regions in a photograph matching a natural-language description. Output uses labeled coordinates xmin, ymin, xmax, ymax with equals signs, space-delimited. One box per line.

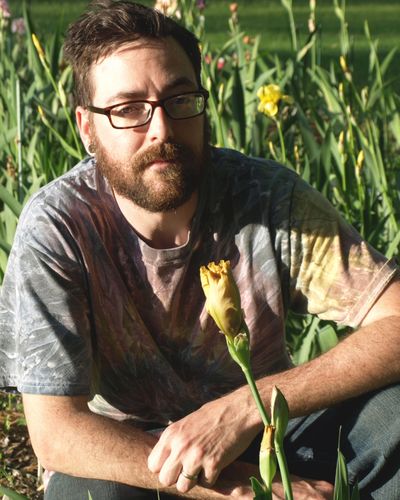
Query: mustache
xmin=133 ymin=142 xmax=191 ymax=168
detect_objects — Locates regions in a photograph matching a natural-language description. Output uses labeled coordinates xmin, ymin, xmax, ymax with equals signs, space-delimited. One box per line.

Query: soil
xmin=0 ymin=395 xmax=42 ymax=499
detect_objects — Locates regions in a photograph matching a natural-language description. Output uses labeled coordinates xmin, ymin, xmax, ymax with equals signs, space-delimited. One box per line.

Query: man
xmin=1 ymin=1 xmax=399 ymax=498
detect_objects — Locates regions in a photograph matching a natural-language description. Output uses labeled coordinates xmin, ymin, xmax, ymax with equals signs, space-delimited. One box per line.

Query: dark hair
xmin=63 ymin=0 xmax=202 ymax=107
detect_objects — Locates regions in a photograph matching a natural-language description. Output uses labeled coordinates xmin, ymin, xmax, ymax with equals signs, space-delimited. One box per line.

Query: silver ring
xmin=181 ymin=470 xmax=199 ymax=481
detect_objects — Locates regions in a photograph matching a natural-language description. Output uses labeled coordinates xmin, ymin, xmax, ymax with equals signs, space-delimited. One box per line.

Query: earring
xmin=86 ymin=143 xmax=95 ymax=157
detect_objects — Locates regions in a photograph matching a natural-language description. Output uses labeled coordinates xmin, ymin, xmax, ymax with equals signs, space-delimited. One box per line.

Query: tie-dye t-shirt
xmin=0 ymin=147 xmax=397 ymax=424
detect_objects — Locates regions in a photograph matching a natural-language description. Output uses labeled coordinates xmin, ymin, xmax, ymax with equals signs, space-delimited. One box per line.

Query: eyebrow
xmin=105 ymin=77 xmax=198 ymax=105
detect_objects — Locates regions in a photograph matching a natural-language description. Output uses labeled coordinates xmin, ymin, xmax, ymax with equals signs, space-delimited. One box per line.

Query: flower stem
xmin=275 ymin=444 xmax=294 ymax=500
xmin=242 ymin=367 xmax=270 ymax=427
xmin=276 ymin=119 xmax=286 ymax=164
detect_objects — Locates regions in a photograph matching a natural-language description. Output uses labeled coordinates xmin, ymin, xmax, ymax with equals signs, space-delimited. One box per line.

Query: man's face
xmin=86 ymin=37 xmax=208 ymax=212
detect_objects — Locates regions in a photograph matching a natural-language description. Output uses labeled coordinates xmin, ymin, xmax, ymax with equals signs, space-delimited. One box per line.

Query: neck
xmin=114 ymin=191 xmax=199 ymax=249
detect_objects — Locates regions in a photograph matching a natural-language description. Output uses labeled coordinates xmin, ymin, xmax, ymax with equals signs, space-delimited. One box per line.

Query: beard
xmin=91 ymin=125 xmax=210 ymax=213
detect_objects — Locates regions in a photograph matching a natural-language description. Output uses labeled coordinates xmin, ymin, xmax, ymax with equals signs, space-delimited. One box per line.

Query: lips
xmin=152 ymin=157 xmax=173 ymax=163
xmin=147 ymin=158 xmax=176 ymax=169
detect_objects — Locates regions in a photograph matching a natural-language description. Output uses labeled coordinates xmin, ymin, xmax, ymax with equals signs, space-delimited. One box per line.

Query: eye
xmin=112 ymin=102 xmax=146 ymax=117
xmin=171 ymin=95 xmax=192 ymax=106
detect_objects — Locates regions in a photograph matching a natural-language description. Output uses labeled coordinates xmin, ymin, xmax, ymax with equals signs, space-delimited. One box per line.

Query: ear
xmin=76 ymin=106 xmax=93 ymax=155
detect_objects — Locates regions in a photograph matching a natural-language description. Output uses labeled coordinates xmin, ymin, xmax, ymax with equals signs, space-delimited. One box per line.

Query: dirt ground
xmin=0 ymin=395 xmax=42 ymax=499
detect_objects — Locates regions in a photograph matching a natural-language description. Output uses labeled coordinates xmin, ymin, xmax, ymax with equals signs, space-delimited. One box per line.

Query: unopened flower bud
xmin=217 ymin=57 xmax=225 ymax=71
xmin=259 ymin=425 xmax=277 ymax=489
xmin=32 ymin=33 xmax=46 ymax=62
xmin=356 ymin=150 xmax=365 ymax=178
xmin=271 ymin=386 xmax=289 ymax=445
xmin=229 ymin=2 xmax=238 ymax=13
xmin=338 ymin=131 xmax=345 ymax=154
xmin=269 ymin=141 xmax=276 ymax=158
xmin=200 ymin=260 xmax=243 ymax=341
xmin=37 ymin=105 xmax=45 ymax=120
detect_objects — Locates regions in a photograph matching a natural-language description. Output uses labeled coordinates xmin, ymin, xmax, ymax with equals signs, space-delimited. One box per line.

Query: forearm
xmin=244 ymin=315 xmax=400 ymax=421
xmin=22 ymin=394 xmax=251 ymax=499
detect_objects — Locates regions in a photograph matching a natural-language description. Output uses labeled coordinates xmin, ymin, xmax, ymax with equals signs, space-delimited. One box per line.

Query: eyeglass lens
xmin=109 ymin=93 xmax=205 ymax=128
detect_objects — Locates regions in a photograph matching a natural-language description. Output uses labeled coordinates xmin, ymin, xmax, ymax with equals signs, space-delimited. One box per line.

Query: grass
xmin=7 ymin=1 xmax=400 ymax=50
xmin=7 ymin=0 xmax=400 ymax=89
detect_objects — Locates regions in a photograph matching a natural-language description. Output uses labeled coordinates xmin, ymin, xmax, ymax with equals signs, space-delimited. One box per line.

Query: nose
xmin=147 ymin=104 xmax=174 ymax=143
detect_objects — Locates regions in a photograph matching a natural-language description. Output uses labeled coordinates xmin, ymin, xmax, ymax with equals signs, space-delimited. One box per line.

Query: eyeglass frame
xmin=86 ymin=89 xmax=209 ymax=130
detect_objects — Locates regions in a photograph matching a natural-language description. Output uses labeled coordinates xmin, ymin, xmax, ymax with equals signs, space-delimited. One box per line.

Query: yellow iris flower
xmin=257 ymin=84 xmax=292 ymax=118
xmin=199 ymin=260 xmax=243 ymax=341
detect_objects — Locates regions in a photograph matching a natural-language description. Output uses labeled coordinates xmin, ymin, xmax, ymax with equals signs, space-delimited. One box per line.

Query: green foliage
xmin=1 ymin=5 xmax=395 ymax=498
xmin=250 ymin=476 xmax=271 ymax=500
xmin=0 ymin=5 xmax=83 ymax=280
xmin=334 ymin=429 xmax=360 ymax=500
xmin=0 ymin=0 xmax=398 ymax=361
xmin=198 ymin=2 xmax=400 ymax=363
xmin=0 ymin=485 xmax=28 ymax=500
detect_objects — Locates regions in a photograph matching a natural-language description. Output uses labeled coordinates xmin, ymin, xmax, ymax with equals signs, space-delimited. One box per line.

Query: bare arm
xmin=148 ymin=279 xmax=400 ymax=490
xmin=23 ymin=393 xmax=331 ymax=499
xmin=22 ymin=393 xmax=255 ymax=499
xmin=263 ymin=278 xmax=400 ymax=416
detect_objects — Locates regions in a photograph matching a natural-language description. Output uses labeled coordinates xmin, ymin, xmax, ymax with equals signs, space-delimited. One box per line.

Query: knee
xmin=45 ymin=472 xmax=155 ymax=500
xmin=344 ymin=384 xmax=400 ymax=496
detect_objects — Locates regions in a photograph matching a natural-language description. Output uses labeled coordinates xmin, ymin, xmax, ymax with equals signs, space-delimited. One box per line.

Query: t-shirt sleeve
xmin=288 ymin=178 xmax=398 ymax=327
xmin=0 ymin=202 xmax=93 ymax=395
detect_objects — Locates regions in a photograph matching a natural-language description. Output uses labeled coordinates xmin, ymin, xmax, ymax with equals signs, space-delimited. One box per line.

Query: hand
xmin=273 ymin=475 xmax=333 ymax=499
xmin=147 ymin=392 xmax=260 ymax=493
xmin=218 ymin=463 xmax=333 ymax=500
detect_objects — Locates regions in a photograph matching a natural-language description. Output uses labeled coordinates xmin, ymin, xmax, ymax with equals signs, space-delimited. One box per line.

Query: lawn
xmin=7 ymin=0 xmax=400 ymax=88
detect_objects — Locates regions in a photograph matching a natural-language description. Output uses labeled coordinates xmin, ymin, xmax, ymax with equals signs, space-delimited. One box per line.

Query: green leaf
xmin=351 ymin=481 xmax=360 ymax=500
xmin=320 ymin=129 xmax=333 ymax=187
xmin=334 ymin=429 xmax=350 ymax=500
xmin=247 ymin=35 xmax=261 ymax=88
xmin=292 ymin=316 xmax=321 ymax=365
xmin=334 ymin=449 xmax=350 ymax=500
xmin=380 ymin=47 xmax=398 ymax=78
xmin=0 ymin=485 xmax=29 ymax=500
xmin=386 ymin=231 xmax=400 ymax=259
xmin=0 ymin=237 xmax=12 ymax=254
xmin=296 ymin=30 xmax=317 ymax=63
xmin=230 ymin=64 xmax=246 ymax=150
xmin=296 ymin=107 xmax=320 ymax=165
xmin=0 ymin=185 xmax=23 ymax=218
xmin=317 ymin=324 xmax=339 ymax=354
xmin=40 ymin=117 xmax=82 ymax=160
xmin=309 ymin=67 xmax=342 ymax=114
xmin=250 ymin=476 xmax=271 ymax=500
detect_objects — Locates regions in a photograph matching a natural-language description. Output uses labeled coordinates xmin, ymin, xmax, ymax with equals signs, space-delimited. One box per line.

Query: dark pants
xmin=45 ymin=383 xmax=400 ymax=499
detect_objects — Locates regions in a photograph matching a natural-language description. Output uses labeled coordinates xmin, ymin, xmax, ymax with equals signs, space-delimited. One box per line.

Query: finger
xmin=157 ymin=454 xmax=184 ymax=487
xmin=201 ymin=458 xmax=221 ymax=487
xmin=147 ymin=438 xmax=171 ymax=473
xmin=176 ymin=468 xmax=202 ymax=493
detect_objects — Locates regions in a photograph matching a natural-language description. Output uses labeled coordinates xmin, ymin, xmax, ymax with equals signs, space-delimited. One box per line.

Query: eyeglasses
xmin=86 ymin=90 xmax=209 ymax=129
